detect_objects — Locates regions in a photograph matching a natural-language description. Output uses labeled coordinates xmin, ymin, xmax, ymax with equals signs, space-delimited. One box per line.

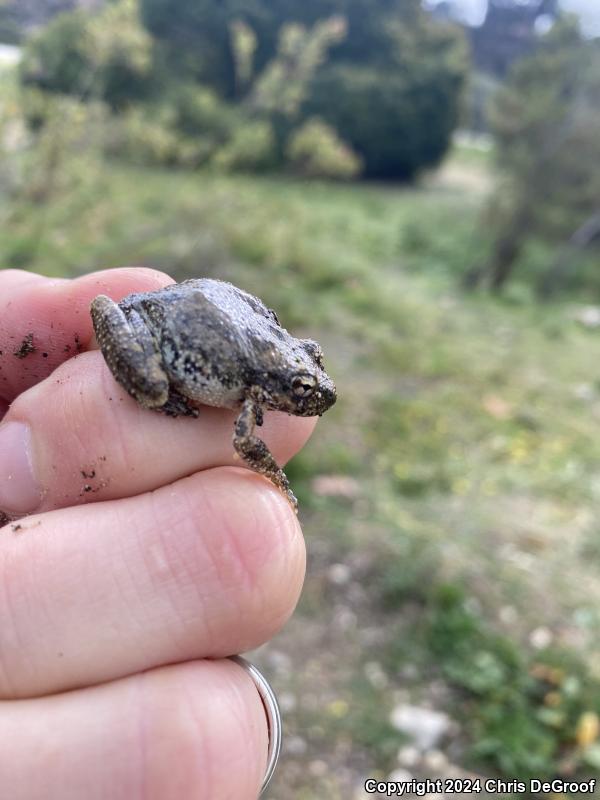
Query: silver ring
xmin=229 ymin=655 xmax=282 ymax=796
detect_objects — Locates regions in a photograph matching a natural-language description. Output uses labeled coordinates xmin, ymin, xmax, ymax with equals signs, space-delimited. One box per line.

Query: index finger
xmin=0 ymin=268 xmax=174 ymax=408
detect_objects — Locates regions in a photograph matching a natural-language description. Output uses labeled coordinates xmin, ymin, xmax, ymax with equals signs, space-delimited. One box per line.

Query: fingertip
xmin=78 ymin=266 xmax=174 ymax=297
xmin=0 ymin=270 xmax=57 ymax=293
xmin=183 ymin=468 xmax=306 ymax=650
xmin=194 ymin=465 xmax=305 ymax=567
xmin=262 ymin=412 xmax=318 ymax=465
xmin=0 ymin=267 xmax=176 ymax=402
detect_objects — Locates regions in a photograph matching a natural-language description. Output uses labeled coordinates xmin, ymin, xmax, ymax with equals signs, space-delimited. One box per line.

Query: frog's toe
xmin=286 ymin=487 xmax=299 ymax=514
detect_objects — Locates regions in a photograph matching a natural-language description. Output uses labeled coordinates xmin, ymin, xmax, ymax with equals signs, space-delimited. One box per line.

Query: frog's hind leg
xmin=233 ymin=397 xmax=298 ymax=512
xmin=91 ymin=295 xmax=169 ymax=409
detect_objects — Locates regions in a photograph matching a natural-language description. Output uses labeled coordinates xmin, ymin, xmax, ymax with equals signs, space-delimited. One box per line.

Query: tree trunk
xmin=488 ymin=228 xmax=525 ymax=291
xmin=462 ymin=262 xmax=487 ymax=289
xmin=538 ymin=210 xmax=600 ymax=298
xmin=464 ymin=208 xmax=531 ymax=292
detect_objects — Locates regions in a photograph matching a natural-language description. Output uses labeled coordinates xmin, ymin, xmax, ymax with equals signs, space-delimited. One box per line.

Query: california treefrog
xmin=90 ymin=278 xmax=337 ymax=509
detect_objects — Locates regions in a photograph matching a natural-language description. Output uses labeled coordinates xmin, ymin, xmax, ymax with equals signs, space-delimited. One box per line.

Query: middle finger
xmin=0 ymin=467 xmax=305 ymax=699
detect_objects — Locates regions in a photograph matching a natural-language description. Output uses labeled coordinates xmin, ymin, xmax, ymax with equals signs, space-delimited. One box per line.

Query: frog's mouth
xmin=294 ymin=382 xmax=337 ymax=417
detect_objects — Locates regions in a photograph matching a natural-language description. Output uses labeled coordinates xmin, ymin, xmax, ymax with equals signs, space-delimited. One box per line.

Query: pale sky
xmin=430 ymin=0 xmax=600 ymax=35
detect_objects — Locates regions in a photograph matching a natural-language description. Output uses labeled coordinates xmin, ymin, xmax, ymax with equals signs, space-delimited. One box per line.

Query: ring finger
xmin=0 ymin=658 xmax=268 ymax=800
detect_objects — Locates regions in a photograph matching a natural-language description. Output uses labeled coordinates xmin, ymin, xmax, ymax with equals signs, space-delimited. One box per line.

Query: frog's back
xmin=189 ymin=279 xmax=277 ymax=324
xmin=133 ymin=279 xmax=272 ymax=324
xmin=150 ymin=279 xmax=277 ymax=408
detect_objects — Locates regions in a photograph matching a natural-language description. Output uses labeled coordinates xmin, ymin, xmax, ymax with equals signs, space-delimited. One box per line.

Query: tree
xmin=139 ymin=0 xmax=422 ymax=88
xmin=139 ymin=0 xmax=238 ymax=97
xmin=466 ymin=19 xmax=600 ymax=292
xmin=538 ymin=210 xmax=600 ymax=297
xmin=20 ymin=0 xmax=154 ymax=109
xmin=0 ymin=0 xmax=21 ymax=44
xmin=305 ymin=15 xmax=467 ymax=179
xmin=140 ymin=0 xmax=468 ymax=179
xmin=21 ymin=0 xmax=468 ymax=179
xmin=470 ymin=0 xmax=559 ymax=79
xmin=246 ymin=17 xmax=347 ymax=119
xmin=0 ymin=0 xmax=107 ymax=42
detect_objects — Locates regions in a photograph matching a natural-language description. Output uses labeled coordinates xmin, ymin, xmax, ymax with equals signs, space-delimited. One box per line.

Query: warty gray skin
xmin=90 ymin=278 xmax=337 ymax=509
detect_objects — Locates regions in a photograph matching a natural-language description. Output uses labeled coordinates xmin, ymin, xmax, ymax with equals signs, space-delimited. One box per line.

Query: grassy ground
xmin=2 ymin=140 xmax=600 ymax=797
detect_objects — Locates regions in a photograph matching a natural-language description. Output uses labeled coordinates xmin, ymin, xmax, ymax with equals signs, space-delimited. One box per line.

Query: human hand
xmin=0 ymin=268 xmax=313 ymax=799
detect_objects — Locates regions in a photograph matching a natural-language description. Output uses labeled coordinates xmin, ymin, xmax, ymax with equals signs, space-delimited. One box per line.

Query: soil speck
xmin=14 ymin=333 xmax=35 ymax=359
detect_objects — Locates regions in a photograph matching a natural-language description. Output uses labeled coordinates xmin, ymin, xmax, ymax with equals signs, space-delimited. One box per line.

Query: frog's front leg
xmin=233 ymin=396 xmax=298 ymax=512
xmin=160 ymin=390 xmax=200 ymax=418
xmin=91 ymin=295 xmax=169 ymax=409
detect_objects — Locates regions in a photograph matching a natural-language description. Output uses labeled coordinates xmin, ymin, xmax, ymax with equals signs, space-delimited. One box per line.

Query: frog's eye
xmin=292 ymin=374 xmax=317 ymax=397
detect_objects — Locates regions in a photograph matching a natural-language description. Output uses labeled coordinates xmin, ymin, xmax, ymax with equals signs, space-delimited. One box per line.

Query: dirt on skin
xmin=13 ymin=332 xmax=35 ymax=359
xmin=7 ymin=521 xmax=41 ymax=534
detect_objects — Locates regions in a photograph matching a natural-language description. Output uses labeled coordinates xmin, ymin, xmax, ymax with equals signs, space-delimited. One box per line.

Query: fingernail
xmin=0 ymin=422 xmax=41 ymax=513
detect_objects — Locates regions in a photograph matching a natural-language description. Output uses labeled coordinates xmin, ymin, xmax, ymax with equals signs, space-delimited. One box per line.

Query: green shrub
xmin=85 ymin=0 xmax=155 ymax=109
xmin=422 ymin=584 xmax=600 ymax=779
xmin=306 ymin=59 xmax=464 ymax=180
xmin=107 ymin=105 xmax=215 ymax=167
xmin=212 ymin=119 xmax=276 ymax=172
xmin=170 ymin=84 xmax=237 ymax=140
xmin=139 ymin=0 xmax=467 ymax=179
xmin=286 ymin=118 xmax=362 ymax=179
xmin=18 ymin=94 xmax=106 ymax=203
xmin=20 ymin=0 xmax=155 ymax=109
xmin=20 ymin=11 xmax=92 ymax=97
xmin=0 ymin=77 xmax=27 ymax=196
xmin=140 ymin=0 xmax=236 ymax=96
xmin=247 ymin=18 xmax=346 ymax=120
xmin=105 ymin=83 xmax=244 ymax=168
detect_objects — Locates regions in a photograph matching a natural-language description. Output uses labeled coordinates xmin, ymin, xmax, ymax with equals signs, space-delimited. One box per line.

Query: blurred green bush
xmin=20 ymin=1 xmax=155 ymax=108
xmin=287 ymin=118 xmax=361 ymax=179
xmin=212 ymin=119 xmax=276 ymax=172
xmin=18 ymin=0 xmax=468 ymax=181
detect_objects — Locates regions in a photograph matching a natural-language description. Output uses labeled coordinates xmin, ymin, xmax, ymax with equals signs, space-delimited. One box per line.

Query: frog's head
xmin=273 ymin=338 xmax=337 ymax=417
